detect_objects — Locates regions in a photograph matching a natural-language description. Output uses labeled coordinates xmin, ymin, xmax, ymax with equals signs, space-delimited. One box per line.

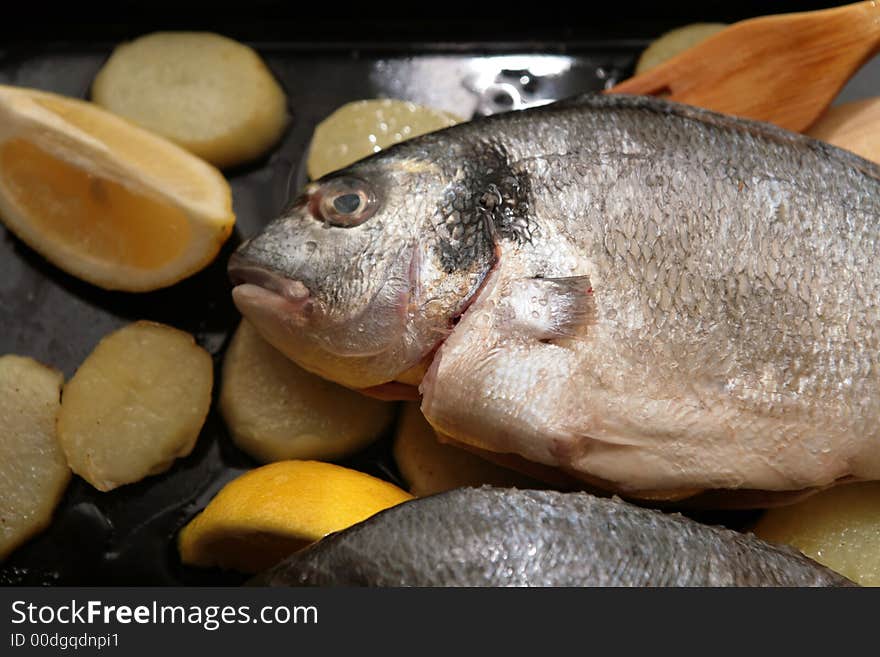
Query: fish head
xmin=229 ymin=141 xmax=499 ymax=389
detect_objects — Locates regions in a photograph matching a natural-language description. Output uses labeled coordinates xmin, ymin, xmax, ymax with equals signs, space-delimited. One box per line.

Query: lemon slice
xmin=0 ymin=85 xmax=235 ymax=292
xmin=178 ymin=460 xmax=413 ymax=573
xmin=307 ymin=99 xmax=461 ymax=180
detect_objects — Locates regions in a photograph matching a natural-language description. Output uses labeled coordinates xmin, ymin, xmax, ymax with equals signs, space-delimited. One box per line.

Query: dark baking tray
xmin=0 ymin=39 xmax=640 ymax=586
xmin=0 ymin=4 xmax=865 ymax=585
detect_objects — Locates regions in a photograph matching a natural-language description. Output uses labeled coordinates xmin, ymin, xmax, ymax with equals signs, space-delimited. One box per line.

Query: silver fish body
xmin=252 ymin=487 xmax=853 ymax=587
xmin=231 ymin=94 xmax=880 ymax=497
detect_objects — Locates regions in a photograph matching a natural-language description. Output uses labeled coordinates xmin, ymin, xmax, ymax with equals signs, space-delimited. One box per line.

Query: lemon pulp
xmin=0 ymin=84 xmax=235 ymax=291
xmin=30 ymin=94 xmax=212 ymax=200
xmin=0 ymin=138 xmax=191 ymax=269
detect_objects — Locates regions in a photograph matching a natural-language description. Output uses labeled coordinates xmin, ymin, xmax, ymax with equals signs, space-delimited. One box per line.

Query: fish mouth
xmin=228 ymin=252 xmax=311 ymax=305
xmin=228 ymin=252 xmax=314 ymax=331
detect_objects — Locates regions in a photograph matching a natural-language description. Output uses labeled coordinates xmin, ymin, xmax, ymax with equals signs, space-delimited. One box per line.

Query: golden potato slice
xmin=393 ymin=402 xmax=541 ymax=497
xmin=753 ymin=482 xmax=880 ymax=586
xmin=92 ymin=32 xmax=288 ymax=169
xmin=635 ymin=23 xmax=727 ymax=74
xmin=0 ymin=355 xmax=69 ymax=560
xmin=219 ymin=320 xmax=395 ymax=463
xmin=307 ymin=99 xmax=461 ymax=180
xmin=57 ymin=321 xmax=213 ymax=491
xmin=807 ymin=97 xmax=880 ymax=163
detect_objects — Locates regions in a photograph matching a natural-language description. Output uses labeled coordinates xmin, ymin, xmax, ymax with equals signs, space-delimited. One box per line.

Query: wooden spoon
xmin=807 ymin=97 xmax=880 ymax=162
xmin=610 ymin=1 xmax=880 ymax=133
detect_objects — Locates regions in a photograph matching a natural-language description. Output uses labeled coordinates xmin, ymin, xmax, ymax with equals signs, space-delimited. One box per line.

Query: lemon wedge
xmin=0 ymin=85 xmax=235 ymax=292
xmin=178 ymin=460 xmax=413 ymax=573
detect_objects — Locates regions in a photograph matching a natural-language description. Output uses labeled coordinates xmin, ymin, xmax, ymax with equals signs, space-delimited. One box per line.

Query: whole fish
xmin=252 ymin=487 xmax=853 ymax=586
xmin=230 ymin=94 xmax=880 ymax=499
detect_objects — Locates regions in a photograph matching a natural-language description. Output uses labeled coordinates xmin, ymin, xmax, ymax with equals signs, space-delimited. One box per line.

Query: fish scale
xmin=232 ymin=94 xmax=880 ymax=500
xmin=253 ymin=488 xmax=853 ymax=587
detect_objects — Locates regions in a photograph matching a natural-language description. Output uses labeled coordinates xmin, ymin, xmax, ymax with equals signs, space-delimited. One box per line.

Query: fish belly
xmin=422 ymin=101 xmax=880 ymax=494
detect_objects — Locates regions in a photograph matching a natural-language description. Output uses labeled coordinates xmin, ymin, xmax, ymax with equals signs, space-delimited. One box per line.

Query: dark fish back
xmin=253 ymin=488 xmax=854 ymax=587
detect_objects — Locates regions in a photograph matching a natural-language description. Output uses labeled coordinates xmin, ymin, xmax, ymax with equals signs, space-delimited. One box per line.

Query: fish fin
xmin=505 ymin=275 xmax=597 ymax=341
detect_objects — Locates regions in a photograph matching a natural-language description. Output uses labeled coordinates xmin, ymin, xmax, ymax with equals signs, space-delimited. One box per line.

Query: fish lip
xmin=228 ymin=252 xmax=311 ymax=305
xmin=231 ymin=283 xmax=314 ymax=329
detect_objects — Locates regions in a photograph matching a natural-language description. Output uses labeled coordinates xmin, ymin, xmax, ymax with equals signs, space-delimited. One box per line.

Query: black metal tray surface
xmin=1 ymin=22 xmax=877 ymax=585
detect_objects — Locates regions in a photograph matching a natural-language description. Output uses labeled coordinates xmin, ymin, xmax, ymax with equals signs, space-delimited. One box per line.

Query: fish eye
xmin=333 ymin=193 xmax=362 ymax=214
xmin=310 ymin=176 xmax=378 ymax=228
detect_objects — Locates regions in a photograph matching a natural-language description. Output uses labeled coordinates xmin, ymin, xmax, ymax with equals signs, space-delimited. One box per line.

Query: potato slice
xmin=92 ymin=32 xmax=288 ymax=169
xmin=219 ymin=320 xmax=395 ymax=463
xmin=307 ymin=99 xmax=461 ymax=180
xmin=753 ymin=482 xmax=880 ymax=586
xmin=807 ymin=98 xmax=880 ymax=163
xmin=57 ymin=321 xmax=213 ymax=491
xmin=635 ymin=23 xmax=727 ymax=75
xmin=0 ymin=355 xmax=69 ymax=560
xmin=393 ymin=402 xmax=541 ymax=497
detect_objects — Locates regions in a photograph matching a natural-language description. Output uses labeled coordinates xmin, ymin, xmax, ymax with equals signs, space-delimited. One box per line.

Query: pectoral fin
xmin=505 ymin=275 xmax=596 ymax=341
